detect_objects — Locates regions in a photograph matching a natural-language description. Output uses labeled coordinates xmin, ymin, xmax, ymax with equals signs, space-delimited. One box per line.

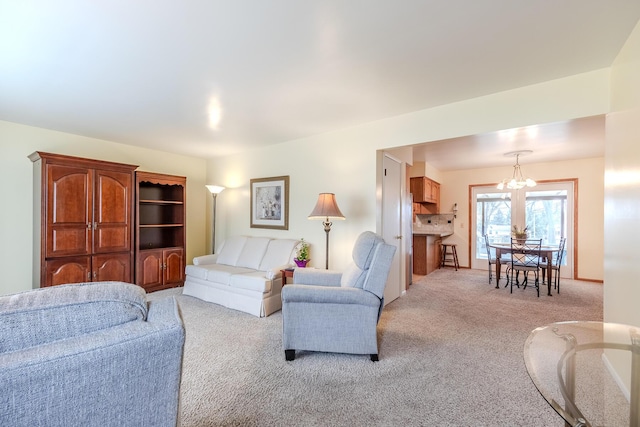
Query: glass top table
xmin=524 ymin=321 xmax=640 ymax=427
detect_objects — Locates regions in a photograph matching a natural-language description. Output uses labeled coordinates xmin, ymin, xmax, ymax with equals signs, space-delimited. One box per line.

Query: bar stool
xmin=441 ymin=243 xmax=459 ymax=271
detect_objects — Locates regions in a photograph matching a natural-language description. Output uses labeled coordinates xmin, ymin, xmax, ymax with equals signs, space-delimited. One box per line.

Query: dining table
xmin=489 ymin=242 xmax=559 ymax=296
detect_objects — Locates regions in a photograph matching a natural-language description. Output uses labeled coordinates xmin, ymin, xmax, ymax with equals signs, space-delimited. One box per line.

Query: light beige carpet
xmin=149 ymin=268 xmax=603 ymax=426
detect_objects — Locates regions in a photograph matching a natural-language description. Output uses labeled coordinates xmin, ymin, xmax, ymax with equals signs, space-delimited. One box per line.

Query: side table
xmin=281 ymin=268 xmax=295 ymax=285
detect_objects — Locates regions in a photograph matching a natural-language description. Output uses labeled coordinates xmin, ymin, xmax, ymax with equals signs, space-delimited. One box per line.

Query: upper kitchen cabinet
xmin=410 ymin=177 xmax=440 ymax=213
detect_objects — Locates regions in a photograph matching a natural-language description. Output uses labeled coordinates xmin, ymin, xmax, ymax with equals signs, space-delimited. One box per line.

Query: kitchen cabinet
xmin=412 ymin=234 xmax=442 ymax=275
xmin=29 ymin=152 xmax=137 ymax=287
xmin=411 ymin=177 xmax=440 ymax=222
xmin=410 ymin=177 xmax=440 ymax=204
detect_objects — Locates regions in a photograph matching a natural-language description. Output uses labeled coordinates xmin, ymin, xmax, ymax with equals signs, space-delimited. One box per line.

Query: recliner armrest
xmin=281 ymin=285 xmax=380 ymax=306
xmin=292 ymin=269 xmax=342 ymax=286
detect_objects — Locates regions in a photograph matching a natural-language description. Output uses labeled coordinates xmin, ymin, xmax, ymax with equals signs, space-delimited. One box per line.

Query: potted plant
xmin=294 ymin=239 xmax=310 ymax=267
xmin=512 ymin=225 xmax=528 ymax=244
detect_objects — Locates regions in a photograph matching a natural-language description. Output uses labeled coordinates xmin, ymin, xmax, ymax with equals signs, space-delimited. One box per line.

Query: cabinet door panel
xmin=164 ymin=248 xmax=184 ymax=286
xmin=93 ymin=253 xmax=132 ymax=282
xmin=94 ymin=170 xmax=132 ymax=253
xmin=410 ymin=178 xmax=425 ymax=203
xmin=46 ymin=164 xmax=92 ymax=257
xmin=137 ymin=250 xmax=163 ymax=289
xmin=45 ymin=257 xmax=91 ymax=287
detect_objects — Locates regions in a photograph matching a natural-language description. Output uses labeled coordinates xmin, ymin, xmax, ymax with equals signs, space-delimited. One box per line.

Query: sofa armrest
xmin=281 ymin=285 xmax=380 ymax=307
xmin=0 ymin=296 xmax=185 ymax=427
xmin=0 ymin=282 xmax=147 ymax=353
xmin=193 ymin=254 xmax=218 ymax=265
xmin=264 ymin=264 xmax=294 ymax=280
xmin=293 ymin=268 xmax=342 ymax=286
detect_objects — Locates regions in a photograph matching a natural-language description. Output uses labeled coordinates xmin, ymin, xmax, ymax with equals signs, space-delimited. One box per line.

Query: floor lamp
xmin=206 ymin=185 xmax=225 ymax=253
xmin=308 ymin=193 xmax=345 ymax=269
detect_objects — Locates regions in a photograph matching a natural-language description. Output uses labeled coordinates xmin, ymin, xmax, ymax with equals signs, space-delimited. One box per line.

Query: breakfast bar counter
xmin=412 ymin=232 xmax=452 ymax=275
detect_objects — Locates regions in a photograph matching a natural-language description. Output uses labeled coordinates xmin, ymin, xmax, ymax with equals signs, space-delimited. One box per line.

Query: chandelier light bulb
xmin=497 ymin=151 xmax=537 ymax=191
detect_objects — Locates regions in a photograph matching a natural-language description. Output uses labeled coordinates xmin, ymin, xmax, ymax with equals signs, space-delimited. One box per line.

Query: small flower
xmin=295 ymin=238 xmax=309 ymax=261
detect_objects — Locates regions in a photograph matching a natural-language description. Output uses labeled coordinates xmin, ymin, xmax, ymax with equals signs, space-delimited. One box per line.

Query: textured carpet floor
xmin=148 ymin=268 xmax=603 ymax=426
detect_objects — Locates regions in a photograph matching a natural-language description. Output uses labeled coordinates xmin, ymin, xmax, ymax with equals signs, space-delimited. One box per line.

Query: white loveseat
xmin=182 ymin=236 xmax=300 ymax=317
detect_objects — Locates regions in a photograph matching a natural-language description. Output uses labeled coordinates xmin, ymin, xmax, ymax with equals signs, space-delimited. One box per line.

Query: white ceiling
xmin=1 ymin=1 xmax=639 ymax=165
xmin=412 ymin=115 xmax=606 ymax=171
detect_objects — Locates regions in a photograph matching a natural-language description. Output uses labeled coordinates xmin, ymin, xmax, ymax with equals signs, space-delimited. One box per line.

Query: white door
xmin=382 ymin=154 xmax=402 ymax=305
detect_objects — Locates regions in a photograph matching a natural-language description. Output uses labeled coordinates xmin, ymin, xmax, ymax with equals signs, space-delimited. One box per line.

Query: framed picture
xmin=250 ymin=176 xmax=289 ymax=230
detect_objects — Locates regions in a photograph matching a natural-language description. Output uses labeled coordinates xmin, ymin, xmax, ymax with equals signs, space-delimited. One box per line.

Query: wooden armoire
xmin=29 ymin=152 xmax=138 ymax=288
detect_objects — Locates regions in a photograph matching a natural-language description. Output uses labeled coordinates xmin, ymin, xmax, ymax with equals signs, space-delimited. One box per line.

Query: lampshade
xmin=496 ymin=151 xmax=536 ymax=190
xmin=206 ymin=185 xmax=225 ymax=194
xmin=308 ymin=193 xmax=345 ymax=220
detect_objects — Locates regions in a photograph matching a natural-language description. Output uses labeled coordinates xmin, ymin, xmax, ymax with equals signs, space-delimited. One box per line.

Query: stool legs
xmin=441 ymin=244 xmax=459 ymax=271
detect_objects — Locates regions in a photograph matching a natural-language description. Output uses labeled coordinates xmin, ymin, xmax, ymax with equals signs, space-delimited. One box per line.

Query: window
xmin=472 ymin=181 xmax=574 ymax=278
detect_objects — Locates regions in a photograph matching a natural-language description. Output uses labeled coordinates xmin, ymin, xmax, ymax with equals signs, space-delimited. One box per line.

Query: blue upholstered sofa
xmin=0 ymin=281 xmax=185 ymax=427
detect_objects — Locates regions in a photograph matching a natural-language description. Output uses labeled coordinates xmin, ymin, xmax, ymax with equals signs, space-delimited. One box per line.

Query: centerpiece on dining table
xmin=512 ymin=225 xmax=528 ymax=245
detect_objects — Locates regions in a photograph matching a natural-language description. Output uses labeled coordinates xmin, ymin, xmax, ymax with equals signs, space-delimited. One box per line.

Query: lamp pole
xmin=206 ymin=185 xmax=225 ymax=254
xmin=212 ymin=192 xmax=219 ymax=253
xmin=322 ymin=217 xmax=332 ymax=269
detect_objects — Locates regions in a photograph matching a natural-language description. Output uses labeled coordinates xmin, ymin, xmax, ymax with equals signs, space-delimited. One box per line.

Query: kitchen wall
xmin=414 ymin=214 xmax=455 ymax=235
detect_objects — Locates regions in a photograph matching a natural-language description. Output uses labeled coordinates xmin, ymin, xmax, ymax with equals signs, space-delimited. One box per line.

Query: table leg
xmin=495 ymin=249 xmax=502 ymax=288
xmin=546 ymin=251 xmax=552 ymax=296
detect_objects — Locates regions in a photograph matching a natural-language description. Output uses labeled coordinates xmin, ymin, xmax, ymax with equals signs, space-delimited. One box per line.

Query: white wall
xmin=605 ymin=21 xmax=640 ymax=327
xmin=0 ymin=68 xmax=615 ymax=295
xmin=438 ymin=157 xmax=604 ymax=281
xmin=207 ymin=70 xmax=610 ymax=272
xmin=0 ymin=120 xmax=208 ymax=295
xmin=603 ymin=20 xmax=640 ymax=394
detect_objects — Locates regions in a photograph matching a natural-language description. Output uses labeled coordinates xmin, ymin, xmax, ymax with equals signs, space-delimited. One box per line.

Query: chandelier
xmin=496 ymin=150 xmax=536 ymax=190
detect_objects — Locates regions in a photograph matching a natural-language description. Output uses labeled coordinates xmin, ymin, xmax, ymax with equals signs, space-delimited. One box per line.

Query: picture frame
xmin=250 ymin=176 xmax=289 ymax=230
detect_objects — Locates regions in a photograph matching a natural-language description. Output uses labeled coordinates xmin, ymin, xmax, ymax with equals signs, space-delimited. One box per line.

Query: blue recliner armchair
xmin=0 ymin=281 xmax=185 ymax=427
xmin=281 ymin=231 xmax=396 ymax=361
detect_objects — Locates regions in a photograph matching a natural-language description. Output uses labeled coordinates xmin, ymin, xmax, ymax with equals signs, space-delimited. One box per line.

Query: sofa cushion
xmin=216 ymin=236 xmax=248 ymax=266
xmin=185 ymin=263 xmax=218 ymax=280
xmin=205 ymin=264 xmax=254 ymax=285
xmin=236 ymin=237 xmax=271 ymax=270
xmin=258 ymin=239 xmax=300 ymax=271
xmin=229 ymin=271 xmax=273 ymax=293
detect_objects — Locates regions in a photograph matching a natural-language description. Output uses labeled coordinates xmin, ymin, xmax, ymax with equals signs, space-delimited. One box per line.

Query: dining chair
xmin=483 ymin=234 xmax=510 ymax=285
xmin=540 ymin=237 xmax=566 ymax=294
xmin=509 ymin=238 xmax=543 ymax=297
xmin=483 ymin=234 xmax=496 ymax=283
